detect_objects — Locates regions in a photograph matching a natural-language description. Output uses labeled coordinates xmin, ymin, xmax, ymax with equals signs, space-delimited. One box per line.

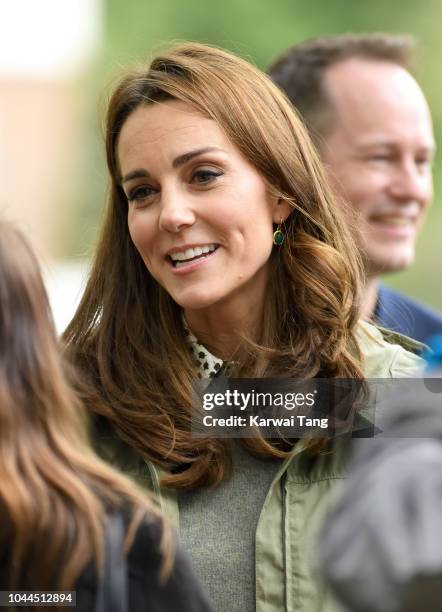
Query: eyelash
xmin=367 ymin=155 xmax=432 ymax=170
xmin=191 ymin=168 xmax=223 ymax=184
xmin=416 ymin=157 xmax=431 ymax=167
xmin=127 ymin=185 xmax=156 ymax=203
xmin=368 ymin=154 xmax=391 ymax=162
xmin=126 ymin=168 xmax=223 ymax=204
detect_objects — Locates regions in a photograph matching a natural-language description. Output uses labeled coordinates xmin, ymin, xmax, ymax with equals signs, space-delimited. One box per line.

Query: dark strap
xmin=94 ymin=513 xmax=128 ymax=612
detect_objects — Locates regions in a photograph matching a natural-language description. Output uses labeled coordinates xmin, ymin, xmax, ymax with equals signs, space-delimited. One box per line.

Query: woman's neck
xmin=184 ymin=300 xmax=263 ymax=361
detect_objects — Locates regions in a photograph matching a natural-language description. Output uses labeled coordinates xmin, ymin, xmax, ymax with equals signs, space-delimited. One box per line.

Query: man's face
xmin=321 ymin=58 xmax=435 ymax=278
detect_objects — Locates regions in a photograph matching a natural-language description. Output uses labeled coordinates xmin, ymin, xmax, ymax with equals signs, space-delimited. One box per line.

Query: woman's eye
xmin=127 ymin=185 xmax=156 ymax=203
xmin=191 ymin=169 xmax=222 ymax=185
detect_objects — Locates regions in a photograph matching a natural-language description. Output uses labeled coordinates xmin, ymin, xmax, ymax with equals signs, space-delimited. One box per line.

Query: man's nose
xmin=158 ymin=188 xmax=196 ymax=233
xmin=388 ymin=159 xmax=433 ymax=206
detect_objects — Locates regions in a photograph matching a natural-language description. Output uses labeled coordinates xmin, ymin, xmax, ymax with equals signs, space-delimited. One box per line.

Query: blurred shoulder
xmin=355 ymin=320 xmax=424 ymax=378
xmin=128 ymin=518 xmax=214 ymax=612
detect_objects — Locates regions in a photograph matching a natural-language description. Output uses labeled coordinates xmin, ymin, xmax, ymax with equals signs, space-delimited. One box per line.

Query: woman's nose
xmin=158 ymin=189 xmax=196 ymax=233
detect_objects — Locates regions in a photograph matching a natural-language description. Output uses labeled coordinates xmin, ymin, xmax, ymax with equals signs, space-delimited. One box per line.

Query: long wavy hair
xmin=0 ymin=221 xmax=171 ymax=593
xmin=64 ymin=42 xmax=364 ymax=489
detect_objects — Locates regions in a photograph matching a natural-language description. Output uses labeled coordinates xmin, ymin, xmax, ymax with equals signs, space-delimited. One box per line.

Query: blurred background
xmin=1 ymin=0 xmax=441 ymax=332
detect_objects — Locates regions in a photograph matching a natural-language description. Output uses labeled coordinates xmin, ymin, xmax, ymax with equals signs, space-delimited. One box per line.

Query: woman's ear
xmin=272 ymin=197 xmax=293 ymax=224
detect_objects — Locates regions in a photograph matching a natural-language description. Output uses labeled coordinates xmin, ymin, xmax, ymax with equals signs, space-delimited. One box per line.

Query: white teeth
xmin=169 ymin=244 xmax=217 ymax=262
xmin=175 ymin=260 xmax=193 ymax=269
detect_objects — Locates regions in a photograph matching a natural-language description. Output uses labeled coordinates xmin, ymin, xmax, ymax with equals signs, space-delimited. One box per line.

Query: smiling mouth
xmin=370 ymin=216 xmax=415 ymax=226
xmin=168 ymin=244 xmax=219 ymax=268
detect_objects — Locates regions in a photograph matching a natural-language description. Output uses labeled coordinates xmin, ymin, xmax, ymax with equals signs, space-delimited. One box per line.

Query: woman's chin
xmin=171 ymin=290 xmax=222 ymax=312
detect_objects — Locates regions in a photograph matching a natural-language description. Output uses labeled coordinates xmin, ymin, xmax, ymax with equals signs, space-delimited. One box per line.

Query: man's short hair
xmin=268 ymin=33 xmax=415 ymax=146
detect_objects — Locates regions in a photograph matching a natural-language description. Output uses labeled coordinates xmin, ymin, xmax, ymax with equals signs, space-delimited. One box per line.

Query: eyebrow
xmin=120 ymin=147 xmax=224 ymax=184
xmin=172 ymin=147 xmax=223 ymax=168
xmin=121 ymin=168 xmax=150 ymax=184
xmin=357 ymin=140 xmax=437 ymax=154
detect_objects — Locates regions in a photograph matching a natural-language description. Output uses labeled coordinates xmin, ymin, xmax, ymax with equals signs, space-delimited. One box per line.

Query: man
xmin=269 ymin=34 xmax=442 ymax=344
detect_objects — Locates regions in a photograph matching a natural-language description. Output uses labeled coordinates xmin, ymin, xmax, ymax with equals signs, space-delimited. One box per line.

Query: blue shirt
xmin=375 ymin=284 xmax=442 ymax=345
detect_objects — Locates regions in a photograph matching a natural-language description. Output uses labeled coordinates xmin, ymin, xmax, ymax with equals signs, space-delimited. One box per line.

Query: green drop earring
xmin=273 ymin=218 xmax=284 ymax=246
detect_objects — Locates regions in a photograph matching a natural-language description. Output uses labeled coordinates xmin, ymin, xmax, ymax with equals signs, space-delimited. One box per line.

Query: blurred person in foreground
xmin=0 ymin=221 xmax=213 ymax=612
xmin=269 ymin=34 xmax=442 ymax=344
xmin=318 ymin=339 xmax=442 ymax=612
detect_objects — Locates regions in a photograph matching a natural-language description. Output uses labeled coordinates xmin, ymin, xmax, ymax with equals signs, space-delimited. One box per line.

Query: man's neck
xmin=362 ymin=277 xmax=380 ymax=321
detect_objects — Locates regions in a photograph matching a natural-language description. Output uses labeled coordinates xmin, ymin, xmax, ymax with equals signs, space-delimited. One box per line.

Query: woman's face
xmin=118 ymin=100 xmax=287 ymax=313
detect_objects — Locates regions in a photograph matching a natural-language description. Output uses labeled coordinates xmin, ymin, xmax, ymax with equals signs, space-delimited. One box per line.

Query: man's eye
xmin=191 ymin=169 xmax=222 ymax=184
xmin=369 ymin=155 xmax=391 ymax=162
xmin=127 ymin=185 xmax=155 ymax=202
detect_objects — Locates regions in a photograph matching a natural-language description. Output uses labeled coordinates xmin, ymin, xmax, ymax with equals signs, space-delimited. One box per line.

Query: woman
xmin=64 ymin=43 xmax=422 ymax=611
xmin=0 ymin=221 xmax=213 ymax=612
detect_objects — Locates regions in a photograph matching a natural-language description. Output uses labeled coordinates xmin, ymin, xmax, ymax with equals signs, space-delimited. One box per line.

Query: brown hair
xmin=64 ymin=42 xmax=364 ymax=490
xmin=0 ymin=221 xmax=172 ymax=593
xmin=268 ymin=33 xmax=415 ymax=146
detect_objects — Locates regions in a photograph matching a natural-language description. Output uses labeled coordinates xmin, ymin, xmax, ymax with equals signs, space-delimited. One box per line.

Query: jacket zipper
xmin=281 ymin=471 xmax=288 ymax=612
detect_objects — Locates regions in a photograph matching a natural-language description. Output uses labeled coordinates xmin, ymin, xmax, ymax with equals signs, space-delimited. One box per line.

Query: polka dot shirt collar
xmin=182 ymin=318 xmax=224 ymax=379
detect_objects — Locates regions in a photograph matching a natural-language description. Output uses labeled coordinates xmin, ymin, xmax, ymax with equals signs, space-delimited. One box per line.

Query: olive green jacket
xmin=94 ymin=321 xmax=423 ymax=612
